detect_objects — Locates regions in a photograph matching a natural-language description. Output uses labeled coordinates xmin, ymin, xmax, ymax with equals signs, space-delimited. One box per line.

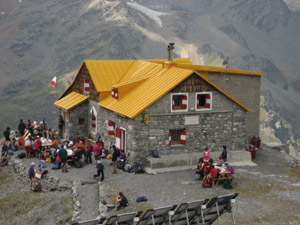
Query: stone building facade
xmin=55 ymin=58 xmax=264 ymax=166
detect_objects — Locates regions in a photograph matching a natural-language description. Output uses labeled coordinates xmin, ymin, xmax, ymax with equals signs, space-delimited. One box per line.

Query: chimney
xmin=167 ymin=43 xmax=175 ymax=62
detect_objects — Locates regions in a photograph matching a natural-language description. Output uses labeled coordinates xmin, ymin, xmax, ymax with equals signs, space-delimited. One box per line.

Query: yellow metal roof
xmin=177 ymin=64 xmax=266 ymax=76
xmin=84 ymin=60 xmax=135 ymax=91
xmin=99 ymin=67 xmax=194 ymax=118
xmin=54 ymin=92 xmax=88 ymax=110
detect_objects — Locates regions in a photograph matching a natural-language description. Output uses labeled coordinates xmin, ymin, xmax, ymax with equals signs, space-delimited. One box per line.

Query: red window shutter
xmin=114 ymin=89 xmax=118 ymax=99
xmin=205 ymin=94 xmax=211 ymax=108
xmin=116 ymin=128 xmax=121 ymax=149
xmin=181 ymin=95 xmax=188 ymax=109
xmin=111 ymin=89 xmax=115 ymax=98
xmin=84 ymin=79 xmax=90 ymax=92
xmin=180 ymin=131 xmax=186 ymax=144
xmin=172 ymin=95 xmax=175 ymax=110
xmin=108 ymin=121 xmax=115 ymax=135
xmin=91 ymin=111 xmax=96 ymax=128
xmin=168 ymin=131 xmax=171 ymax=145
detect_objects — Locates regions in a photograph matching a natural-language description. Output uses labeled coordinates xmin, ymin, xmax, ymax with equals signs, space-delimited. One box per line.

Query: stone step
xmin=146 ymin=150 xmax=254 ymax=171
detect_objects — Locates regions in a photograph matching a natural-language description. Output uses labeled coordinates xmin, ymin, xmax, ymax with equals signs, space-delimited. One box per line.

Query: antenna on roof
xmin=223 ymin=56 xmax=229 ymax=66
xmin=223 ymin=57 xmax=230 ymax=92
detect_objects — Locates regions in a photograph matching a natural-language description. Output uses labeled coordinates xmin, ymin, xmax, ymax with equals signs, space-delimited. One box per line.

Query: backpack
xmin=52 ymin=163 xmax=60 ymax=170
xmin=223 ymin=179 xmax=233 ymax=189
xmin=124 ymin=164 xmax=132 ymax=172
xmin=117 ymin=160 xmax=125 ymax=169
xmin=136 ymin=196 xmax=148 ymax=202
xmin=134 ymin=164 xmax=145 ymax=174
xmin=75 ymin=161 xmax=82 ymax=168
xmin=151 ymin=150 xmax=159 ymax=158
xmin=18 ymin=153 xmax=26 ymax=159
xmin=33 ymin=183 xmax=42 ymax=192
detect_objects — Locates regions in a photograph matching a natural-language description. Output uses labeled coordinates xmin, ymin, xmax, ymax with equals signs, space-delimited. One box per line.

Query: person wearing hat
xmin=29 ymin=162 xmax=36 ymax=190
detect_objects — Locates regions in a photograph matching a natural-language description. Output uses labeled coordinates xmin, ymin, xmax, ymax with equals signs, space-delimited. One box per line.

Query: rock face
xmin=0 ymin=0 xmax=300 ymax=154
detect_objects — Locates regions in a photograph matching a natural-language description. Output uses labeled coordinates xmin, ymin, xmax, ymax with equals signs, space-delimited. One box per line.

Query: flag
xmin=50 ymin=76 xmax=57 ymax=88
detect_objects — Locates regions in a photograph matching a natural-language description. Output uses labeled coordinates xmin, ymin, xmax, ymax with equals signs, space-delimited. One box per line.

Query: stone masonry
xmin=84 ymin=88 xmax=247 ymax=166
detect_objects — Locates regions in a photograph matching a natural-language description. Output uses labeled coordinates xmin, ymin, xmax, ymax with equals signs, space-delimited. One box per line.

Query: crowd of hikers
xmin=1 ymin=118 xmax=239 ymax=208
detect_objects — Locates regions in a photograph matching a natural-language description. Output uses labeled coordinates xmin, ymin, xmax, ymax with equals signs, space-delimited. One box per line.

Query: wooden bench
xmin=212 ymin=172 xmax=234 ymax=187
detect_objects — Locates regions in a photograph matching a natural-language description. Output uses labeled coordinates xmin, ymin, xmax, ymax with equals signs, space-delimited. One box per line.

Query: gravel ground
xmin=3 ymin=145 xmax=300 ymax=224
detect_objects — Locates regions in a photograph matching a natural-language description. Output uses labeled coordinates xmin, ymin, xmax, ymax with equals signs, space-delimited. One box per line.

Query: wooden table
xmin=213 ymin=171 xmax=234 ymax=187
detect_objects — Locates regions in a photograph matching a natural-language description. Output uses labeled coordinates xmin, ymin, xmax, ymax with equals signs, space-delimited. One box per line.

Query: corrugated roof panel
xmin=54 ymin=92 xmax=88 ymax=110
xmin=176 ymin=64 xmax=266 ymax=76
xmin=84 ymin=60 xmax=135 ymax=92
xmin=99 ymin=67 xmax=194 ymax=118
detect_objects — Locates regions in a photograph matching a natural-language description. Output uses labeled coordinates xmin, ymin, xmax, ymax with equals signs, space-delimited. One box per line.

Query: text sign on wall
xmin=184 ymin=116 xmax=199 ymax=125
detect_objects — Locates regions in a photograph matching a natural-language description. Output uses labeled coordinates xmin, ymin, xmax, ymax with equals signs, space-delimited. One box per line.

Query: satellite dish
xmin=223 ymin=57 xmax=229 ymax=66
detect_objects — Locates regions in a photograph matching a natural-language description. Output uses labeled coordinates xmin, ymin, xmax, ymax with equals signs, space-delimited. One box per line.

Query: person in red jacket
xmin=34 ymin=136 xmax=42 ymax=159
xmin=85 ymin=140 xmax=92 ymax=164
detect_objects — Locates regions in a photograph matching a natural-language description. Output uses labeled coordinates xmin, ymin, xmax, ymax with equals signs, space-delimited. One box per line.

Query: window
xmin=111 ymin=88 xmax=118 ymax=99
xmin=79 ymin=118 xmax=85 ymax=125
xmin=84 ymin=79 xmax=90 ymax=96
xmin=196 ymin=92 xmax=212 ymax=110
xmin=168 ymin=130 xmax=186 ymax=145
xmin=108 ymin=121 xmax=115 ymax=135
xmin=171 ymin=93 xmax=188 ymax=112
xmin=90 ymin=107 xmax=97 ymax=130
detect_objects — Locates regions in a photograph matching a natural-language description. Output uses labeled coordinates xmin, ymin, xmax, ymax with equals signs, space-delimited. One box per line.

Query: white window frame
xmin=195 ymin=92 xmax=212 ymax=111
xmin=90 ymin=106 xmax=97 ymax=132
xmin=170 ymin=93 xmax=188 ymax=112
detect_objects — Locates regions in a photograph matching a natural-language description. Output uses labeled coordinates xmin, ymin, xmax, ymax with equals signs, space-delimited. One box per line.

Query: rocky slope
xmin=0 ymin=0 xmax=299 ymax=153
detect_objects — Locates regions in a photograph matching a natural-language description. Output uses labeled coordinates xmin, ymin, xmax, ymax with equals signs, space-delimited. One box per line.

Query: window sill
xmin=169 ymin=144 xmax=185 ymax=147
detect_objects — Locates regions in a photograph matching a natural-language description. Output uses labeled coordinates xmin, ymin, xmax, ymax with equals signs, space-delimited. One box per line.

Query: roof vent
xmin=167 ymin=43 xmax=175 ymax=62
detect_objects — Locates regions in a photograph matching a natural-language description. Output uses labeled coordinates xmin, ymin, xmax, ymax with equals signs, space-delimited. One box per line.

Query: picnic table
xmin=213 ymin=169 xmax=234 ymax=187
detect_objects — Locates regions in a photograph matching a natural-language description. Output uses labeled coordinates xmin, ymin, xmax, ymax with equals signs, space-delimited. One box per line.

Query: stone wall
xmin=86 ymin=88 xmax=247 ymax=165
xmin=207 ymin=72 xmax=261 ymax=140
xmin=66 ymin=101 xmax=89 ymax=140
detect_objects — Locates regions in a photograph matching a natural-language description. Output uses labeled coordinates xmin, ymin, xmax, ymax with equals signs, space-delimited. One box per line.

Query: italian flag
xmin=50 ymin=76 xmax=57 ymax=88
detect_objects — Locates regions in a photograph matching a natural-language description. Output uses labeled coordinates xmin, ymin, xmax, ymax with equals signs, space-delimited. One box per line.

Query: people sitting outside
xmin=195 ymin=158 xmax=205 ymax=180
xmin=94 ymin=156 xmax=104 ymax=181
xmin=85 ymin=140 xmax=92 ymax=164
xmin=116 ymin=192 xmax=128 ymax=210
xmin=17 ymin=135 xmax=25 ymax=147
xmin=112 ymin=146 xmax=120 ymax=174
xmin=28 ymin=162 xmax=36 ymax=190
xmin=25 ymin=137 xmax=32 ymax=158
xmin=11 ymin=138 xmax=19 ymax=151
xmin=216 ymin=156 xmax=224 ymax=167
xmin=202 ymin=173 xmax=213 ymax=188
xmin=220 ymin=145 xmax=227 ymax=161
xmin=202 ymin=147 xmax=210 ymax=162
xmin=50 ymin=138 xmax=59 ymax=149
xmin=26 ymin=120 xmax=33 ymax=135
xmin=203 ymin=159 xmax=214 ymax=176
xmin=58 ymin=145 xmax=68 ymax=173
xmin=224 ymin=162 xmax=235 ymax=174
xmin=210 ymin=165 xmax=220 ymax=179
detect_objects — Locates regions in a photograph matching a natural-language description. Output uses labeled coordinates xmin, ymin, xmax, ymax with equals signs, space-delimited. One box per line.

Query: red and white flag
xmin=50 ymin=76 xmax=57 ymax=88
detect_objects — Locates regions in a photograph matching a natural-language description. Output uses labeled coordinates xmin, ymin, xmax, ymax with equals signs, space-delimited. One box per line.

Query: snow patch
xmin=86 ymin=0 xmax=101 ymax=10
xmin=283 ymin=0 xmax=300 ymax=12
xmin=126 ymin=2 xmax=168 ymax=27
